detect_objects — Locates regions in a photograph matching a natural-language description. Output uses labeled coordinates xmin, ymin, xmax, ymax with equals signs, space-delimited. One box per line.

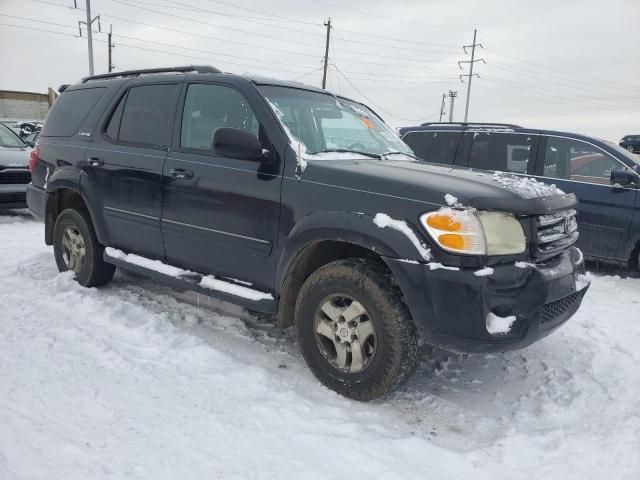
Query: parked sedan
xmin=620 ymin=135 xmax=640 ymax=154
xmin=0 ymin=123 xmax=32 ymax=209
xmin=399 ymin=123 xmax=640 ymax=269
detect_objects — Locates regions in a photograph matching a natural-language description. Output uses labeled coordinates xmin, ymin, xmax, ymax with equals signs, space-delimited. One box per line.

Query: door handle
xmin=87 ymin=157 xmax=104 ymax=167
xmin=168 ymin=168 xmax=194 ymax=180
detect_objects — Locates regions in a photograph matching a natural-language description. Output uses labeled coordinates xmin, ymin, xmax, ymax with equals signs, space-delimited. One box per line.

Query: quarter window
xmin=542 ymin=137 xmax=623 ymax=185
xmin=468 ymin=132 xmax=535 ymax=174
xmin=181 ymin=84 xmax=259 ymax=151
xmin=116 ymin=84 xmax=180 ymax=147
xmin=402 ymin=131 xmax=462 ymax=165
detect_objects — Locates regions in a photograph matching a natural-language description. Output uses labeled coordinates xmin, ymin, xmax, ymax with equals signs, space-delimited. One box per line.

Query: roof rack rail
xmin=81 ymin=65 xmax=221 ymax=83
xmin=419 ymin=121 xmax=522 ymax=129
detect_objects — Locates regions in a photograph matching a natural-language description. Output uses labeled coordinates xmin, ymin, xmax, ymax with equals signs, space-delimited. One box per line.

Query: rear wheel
xmin=53 ymin=208 xmax=115 ymax=287
xmin=295 ymin=258 xmax=422 ymax=401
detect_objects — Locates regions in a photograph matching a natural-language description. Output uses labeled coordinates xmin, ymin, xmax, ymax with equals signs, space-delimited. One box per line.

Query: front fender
xmin=275 ymin=210 xmax=429 ymax=289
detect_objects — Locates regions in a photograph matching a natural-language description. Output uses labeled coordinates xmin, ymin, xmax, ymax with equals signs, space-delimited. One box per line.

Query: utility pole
xmin=439 ymin=93 xmax=446 ymax=122
xmin=458 ymin=29 xmax=485 ymax=122
xmin=108 ymin=24 xmax=114 ymax=72
xmin=321 ymin=18 xmax=331 ymax=90
xmin=77 ymin=0 xmax=101 ymax=76
xmin=448 ymin=90 xmax=457 ymax=122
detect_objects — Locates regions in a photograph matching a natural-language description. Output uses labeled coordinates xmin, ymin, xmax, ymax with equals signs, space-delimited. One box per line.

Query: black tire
xmin=53 ymin=208 xmax=115 ymax=287
xmin=295 ymin=258 xmax=422 ymax=401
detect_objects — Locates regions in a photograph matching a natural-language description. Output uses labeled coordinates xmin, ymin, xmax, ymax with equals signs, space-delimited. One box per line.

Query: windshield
xmin=0 ymin=124 xmax=26 ymax=148
xmin=606 ymin=140 xmax=640 ymax=167
xmin=259 ymin=86 xmax=414 ymax=158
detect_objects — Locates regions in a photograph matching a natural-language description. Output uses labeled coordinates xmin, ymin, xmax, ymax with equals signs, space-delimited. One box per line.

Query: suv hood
xmin=306 ymin=158 xmax=577 ymax=215
xmin=0 ymin=146 xmax=31 ymax=168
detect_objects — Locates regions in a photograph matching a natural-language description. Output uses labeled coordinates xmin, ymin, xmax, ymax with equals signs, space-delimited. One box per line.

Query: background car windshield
xmin=259 ymin=86 xmax=413 ymax=156
xmin=0 ymin=124 xmax=26 ymax=148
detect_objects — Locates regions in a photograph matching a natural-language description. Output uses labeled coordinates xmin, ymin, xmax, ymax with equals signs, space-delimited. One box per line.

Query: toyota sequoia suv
xmin=27 ymin=66 xmax=589 ymax=400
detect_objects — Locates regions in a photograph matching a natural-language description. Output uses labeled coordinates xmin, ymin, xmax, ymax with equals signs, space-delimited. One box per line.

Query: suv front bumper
xmin=384 ymin=246 xmax=588 ymax=354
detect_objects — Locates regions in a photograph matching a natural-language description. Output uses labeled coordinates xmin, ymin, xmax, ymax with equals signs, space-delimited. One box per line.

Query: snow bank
xmin=486 ymin=312 xmax=517 ymax=335
xmin=373 ymin=213 xmax=432 ymax=261
xmin=492 ymin=172 xmax=565 ymax=199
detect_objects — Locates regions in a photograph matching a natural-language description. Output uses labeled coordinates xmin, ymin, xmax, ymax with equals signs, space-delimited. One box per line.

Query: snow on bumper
xmin=384 ymin=246 xmax=589 ymax=354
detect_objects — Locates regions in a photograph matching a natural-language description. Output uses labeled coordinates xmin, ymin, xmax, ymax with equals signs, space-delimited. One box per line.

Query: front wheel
xmin=53 ymin=208 xmax=115 ymax=287
xmin=295 ymin=259 xmax=422 ymax=401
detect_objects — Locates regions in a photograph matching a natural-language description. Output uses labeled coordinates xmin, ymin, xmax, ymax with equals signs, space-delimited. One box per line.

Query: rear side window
xmin=402 ymin=131 xmax=461 ymax=165
xmin=41 ymin=87 xmax=106 ymax=137
xmin=468 ymin=132 xmax=536 ymax=174
xmin=116 ymin=84 xmax=179 ymax=148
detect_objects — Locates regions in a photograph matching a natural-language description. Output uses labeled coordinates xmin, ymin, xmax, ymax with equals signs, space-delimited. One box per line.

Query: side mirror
xmin=212 ymin=127 xmax=265 ymax=162
xmin=610 ymin=169 xmax=637 ymax=186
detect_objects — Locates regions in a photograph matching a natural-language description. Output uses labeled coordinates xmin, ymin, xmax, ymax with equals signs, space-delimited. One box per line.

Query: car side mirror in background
xmin=610 ymin=169 xmax=638 ymax=187
xmin=212 ymin=127 xmax=266 ymax=162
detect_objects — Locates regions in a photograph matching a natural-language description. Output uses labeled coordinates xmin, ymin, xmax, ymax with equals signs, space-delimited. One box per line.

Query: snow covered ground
xmin=1 ymin=211 xmax=639 ymax=480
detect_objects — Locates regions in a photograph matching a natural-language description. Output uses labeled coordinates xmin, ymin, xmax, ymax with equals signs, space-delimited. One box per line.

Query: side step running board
xmin=103 ymin=247 xmax=277 ymax=314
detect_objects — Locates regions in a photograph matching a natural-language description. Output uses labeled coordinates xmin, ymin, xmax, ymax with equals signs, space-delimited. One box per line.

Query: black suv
xmin=620 ymin=135 xmax=640 ymax=154
xmin=27 ymin=66 xmax=589 ymax=400
xmin=399 ymin=123 xmax=640 ymax=269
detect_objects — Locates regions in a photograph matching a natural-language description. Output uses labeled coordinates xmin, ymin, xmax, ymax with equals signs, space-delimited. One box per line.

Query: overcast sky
xmin=1 ymin=0 xmax=638 ymax=141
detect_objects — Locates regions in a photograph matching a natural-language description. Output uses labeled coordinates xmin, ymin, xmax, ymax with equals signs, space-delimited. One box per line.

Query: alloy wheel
xmin=313 ymin=294 xmax=377 ymax=373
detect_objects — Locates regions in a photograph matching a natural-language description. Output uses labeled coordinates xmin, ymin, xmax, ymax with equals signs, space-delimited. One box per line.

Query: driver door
xmin=161 ymin=82 xmax=283 ymax=290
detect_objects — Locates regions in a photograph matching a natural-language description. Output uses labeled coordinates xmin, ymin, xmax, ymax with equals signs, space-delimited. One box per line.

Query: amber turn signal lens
xmin=426 ymin=214 xmax=461 ymax=232
xmin=438 ymin=234 xmax=465 ymax=250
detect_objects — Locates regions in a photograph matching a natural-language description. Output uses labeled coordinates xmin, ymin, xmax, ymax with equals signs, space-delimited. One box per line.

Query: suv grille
xmin=0 ymin=170 xmax=31 ymax=185
xmin=534 ymin=209 xmax=578 ymax=258
xmin=540 ymin=289 xmax=586 ymax=325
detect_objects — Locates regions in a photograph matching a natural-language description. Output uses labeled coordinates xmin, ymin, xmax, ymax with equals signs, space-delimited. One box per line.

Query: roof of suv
xmin=64 ymin=64 xmax=340 ymax=98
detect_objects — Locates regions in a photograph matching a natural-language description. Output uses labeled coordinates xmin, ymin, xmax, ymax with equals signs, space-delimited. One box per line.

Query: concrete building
xmin=0 ymin=88 xmax=57 ymax=122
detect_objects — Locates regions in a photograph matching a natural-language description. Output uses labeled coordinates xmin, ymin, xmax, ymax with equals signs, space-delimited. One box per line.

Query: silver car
xmin=0 ymin=123 xmax=32 ymax=209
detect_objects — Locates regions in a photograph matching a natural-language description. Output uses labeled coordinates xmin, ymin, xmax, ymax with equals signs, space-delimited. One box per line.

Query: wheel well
xmin=276 ymin=240 xmax=388 ymax=329
xmin=45 ymin=189 xmax=88 ymax=245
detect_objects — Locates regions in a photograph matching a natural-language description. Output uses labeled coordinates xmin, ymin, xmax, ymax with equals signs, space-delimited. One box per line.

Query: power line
xmin=332 ymin=64 xmax=440 ymax=123
xmin=482 ymin=61 xmax=640 ymax=100
xmin=485 ymin=47 xmax=638 ymax=90
xmin=332 ymin=27 xmax=460 ymax=48
xmin=308 ymin=0 xmax=470 ymax=31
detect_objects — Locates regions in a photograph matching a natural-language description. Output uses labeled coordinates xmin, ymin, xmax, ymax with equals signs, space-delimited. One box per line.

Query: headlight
xmin=420 ymin=209 xmax=526 ymax=256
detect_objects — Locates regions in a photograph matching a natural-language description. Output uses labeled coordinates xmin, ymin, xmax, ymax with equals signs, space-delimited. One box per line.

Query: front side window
xmin=117 ymin=84 xmax=180 ymax=148
xmin=468 ymin=132 xmax=535 ymax=174
xmin=402 ymin=131 xmax=461 ymax=165
xmin=258 ymin=86 xmax=413 ymax=158
xmin=181 ymin=84 xmax=259 ymax=150
xmin=543 ymin=137 xmax=624 ymax=185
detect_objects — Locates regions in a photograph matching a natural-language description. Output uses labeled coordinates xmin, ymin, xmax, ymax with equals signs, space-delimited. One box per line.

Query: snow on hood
xmin=491 ymin=172 xmax=565 ymax=199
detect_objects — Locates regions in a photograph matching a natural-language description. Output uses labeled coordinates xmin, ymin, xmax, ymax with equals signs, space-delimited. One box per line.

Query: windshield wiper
xmin=310 ymin=148 xmax=382 ymax=159
xmin=382 ymin=151 xmax=421 ymax=161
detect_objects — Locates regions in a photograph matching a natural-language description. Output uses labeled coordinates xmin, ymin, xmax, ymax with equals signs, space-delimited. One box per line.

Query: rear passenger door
xmin=83 ymin=82 xmax=180 ymax=259
xmin=535 ymin=135 xmax=636 ymax=261
xmin=401 ymin=130 xmax=463 ymax=165
xmin=161 ymin=82 xmax=282 ymax=290
xmin=461 ymin=131 xmax=539 ymax=175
